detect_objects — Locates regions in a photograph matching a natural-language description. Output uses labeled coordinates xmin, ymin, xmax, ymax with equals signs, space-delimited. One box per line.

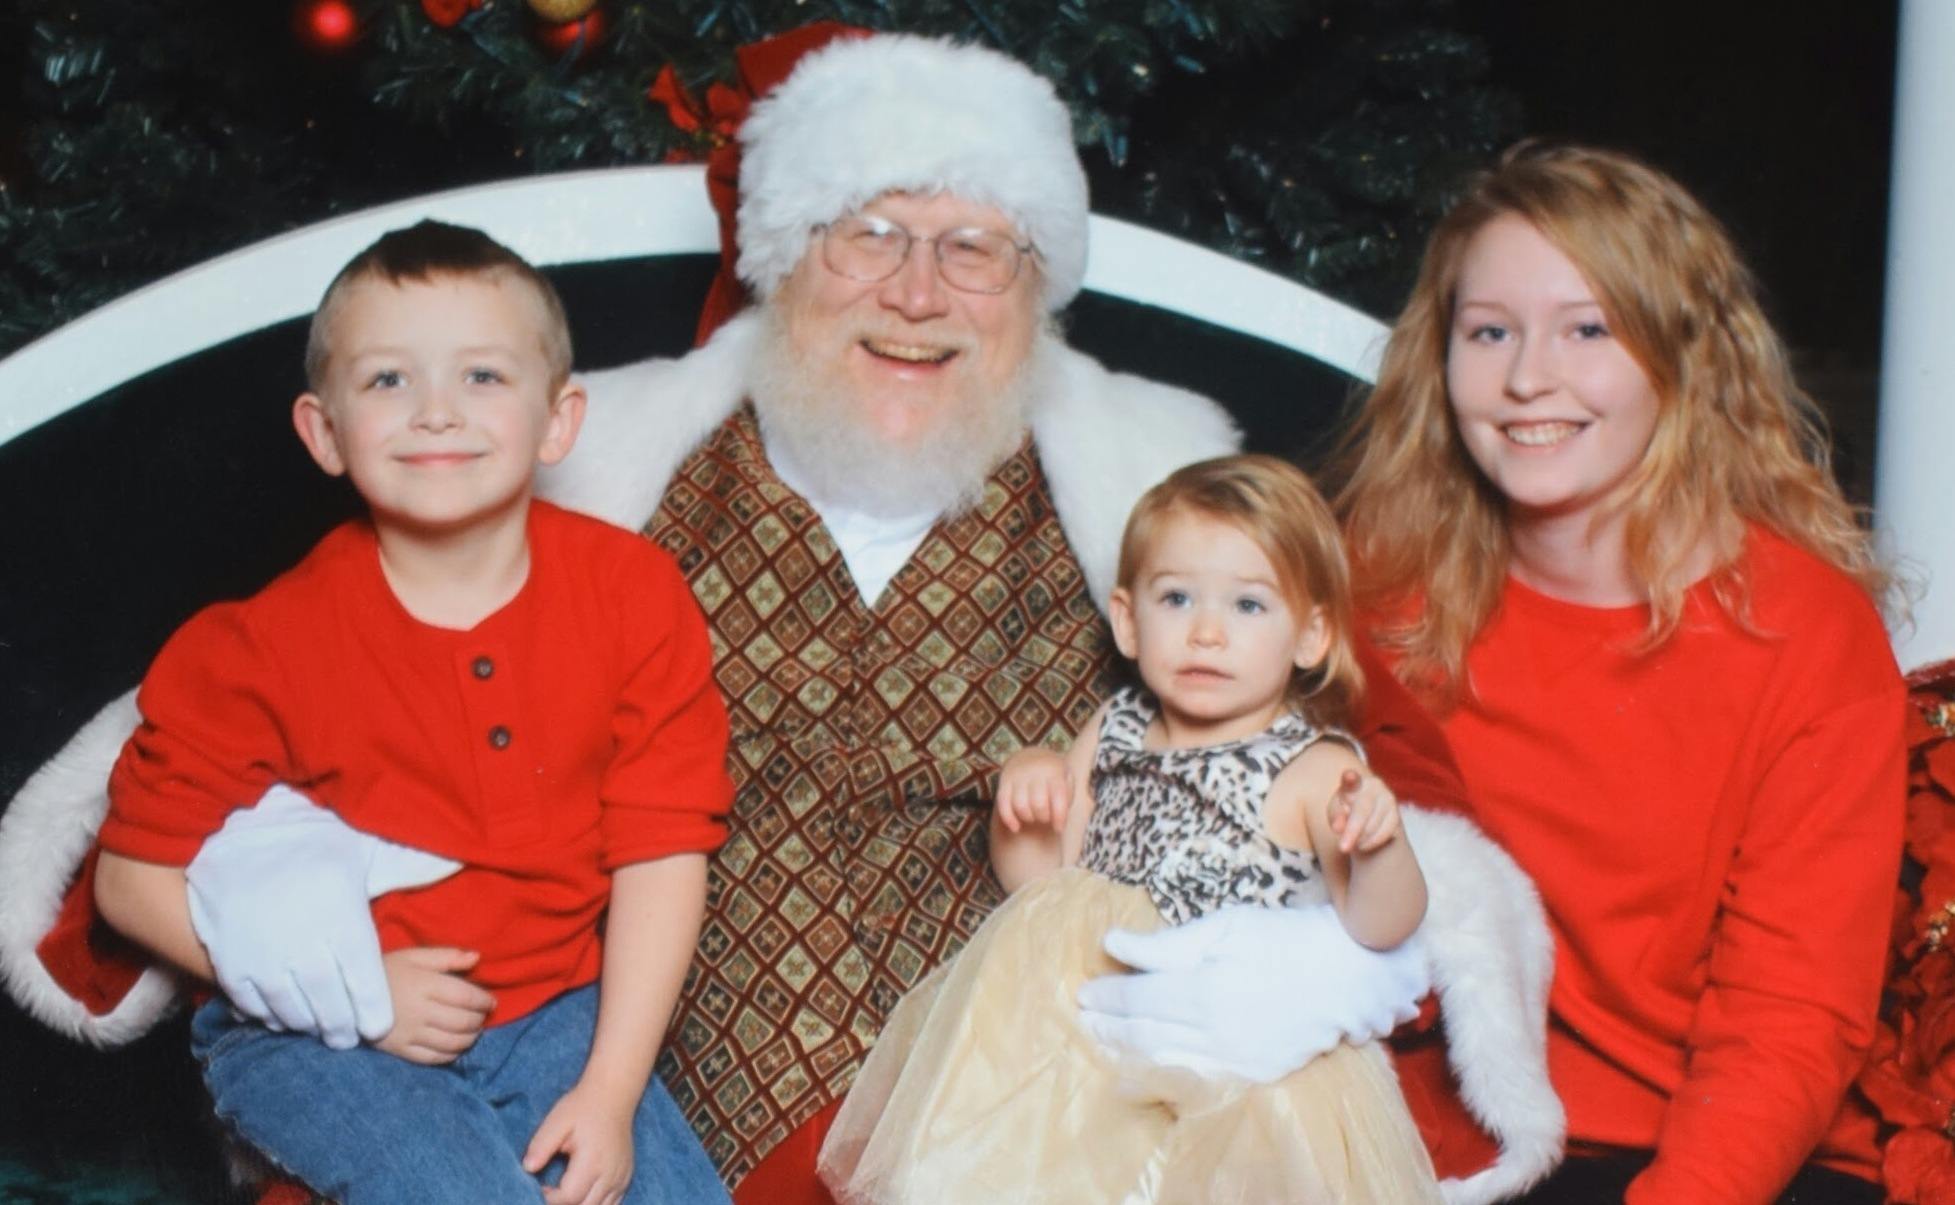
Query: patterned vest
xmin=643 ymin=406 xmax=1115 ymax=1181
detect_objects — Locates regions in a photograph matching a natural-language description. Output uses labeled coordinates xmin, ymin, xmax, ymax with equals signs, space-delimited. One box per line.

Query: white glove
xmin=185 ymin=784 xmax=461 ymax=1050
xmin=1075 ymin=902 xmax=1428 ymax=1082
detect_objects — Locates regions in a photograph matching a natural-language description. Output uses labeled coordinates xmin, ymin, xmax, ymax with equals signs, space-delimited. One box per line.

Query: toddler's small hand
xmin=372 ymin=947 xmax=493 ymax=1065
xmin=1328 ymin=769 xmax=1402 ymax=854
xmin=996 ymin=747 xmax=1072 ymax=834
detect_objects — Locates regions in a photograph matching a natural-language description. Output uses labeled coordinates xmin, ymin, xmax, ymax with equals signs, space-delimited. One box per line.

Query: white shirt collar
xmin=765 ymin=436 xmax=939 ymax=607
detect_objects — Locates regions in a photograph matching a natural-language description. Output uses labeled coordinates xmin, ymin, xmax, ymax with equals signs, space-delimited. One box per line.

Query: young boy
xmin=91 ymin=220 xmax=734 ymax=1205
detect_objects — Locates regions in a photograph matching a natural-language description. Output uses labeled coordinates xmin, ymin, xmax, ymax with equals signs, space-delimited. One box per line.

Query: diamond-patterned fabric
xmin=643 ymin=407 xmax=1115 ymax=1182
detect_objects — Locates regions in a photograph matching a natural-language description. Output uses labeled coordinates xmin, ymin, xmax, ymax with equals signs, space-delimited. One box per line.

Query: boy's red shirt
xmin=97 ymin=501 xmax=733 ymax=1024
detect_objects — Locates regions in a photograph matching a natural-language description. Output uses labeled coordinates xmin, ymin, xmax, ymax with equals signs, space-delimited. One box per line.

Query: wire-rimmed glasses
xmin=818 ymin=213 xmax=1035 ymax=294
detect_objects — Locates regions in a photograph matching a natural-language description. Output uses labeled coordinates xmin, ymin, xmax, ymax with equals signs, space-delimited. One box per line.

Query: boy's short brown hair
xmin=304 ymin=219 xmax=573 ymax=391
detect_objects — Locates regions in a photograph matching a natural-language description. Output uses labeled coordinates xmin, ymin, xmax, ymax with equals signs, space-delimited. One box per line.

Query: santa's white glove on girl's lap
xmin=185 ymin=784 xmax=461 ymax=1050
xmin=1075 ymin=902 xmax=1428 ymax=1082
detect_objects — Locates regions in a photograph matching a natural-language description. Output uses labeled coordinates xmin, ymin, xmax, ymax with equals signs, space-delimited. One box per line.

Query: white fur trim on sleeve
xmin=1403 ymin=806 xmax=1565 ymax=1204
xmin=0 ymin=690 xmax=182 ymax=1046
xmin=536 ymin=311 xmax=760 ymax=531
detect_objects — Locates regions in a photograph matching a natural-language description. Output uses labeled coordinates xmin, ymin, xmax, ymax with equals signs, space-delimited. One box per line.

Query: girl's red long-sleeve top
xmin=1405 ymin=526 xmax=1905 ymax=1202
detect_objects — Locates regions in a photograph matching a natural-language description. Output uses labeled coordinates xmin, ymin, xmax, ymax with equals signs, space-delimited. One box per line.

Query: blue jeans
xmin=192 ymin=984 xmax=728 ymax=1204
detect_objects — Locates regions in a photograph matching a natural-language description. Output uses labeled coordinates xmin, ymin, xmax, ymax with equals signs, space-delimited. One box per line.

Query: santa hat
xmin=735 ymin=34 xmax=1090 ymax=312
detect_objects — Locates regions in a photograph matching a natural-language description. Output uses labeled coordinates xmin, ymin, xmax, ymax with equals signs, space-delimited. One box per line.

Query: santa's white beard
xmin=748 ymin=307 xmax=1054 ymax=519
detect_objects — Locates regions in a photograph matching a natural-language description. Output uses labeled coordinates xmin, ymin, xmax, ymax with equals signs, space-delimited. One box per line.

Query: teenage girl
xmin=1336 ymin=142 xmax=1904 ymax=1203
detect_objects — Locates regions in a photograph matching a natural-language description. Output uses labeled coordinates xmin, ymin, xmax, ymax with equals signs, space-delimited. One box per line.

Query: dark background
xmin=1459 ymin=0 xmax=1898 ymax=499
xmin=0 ymin=1 xmax=1904 ymax=1199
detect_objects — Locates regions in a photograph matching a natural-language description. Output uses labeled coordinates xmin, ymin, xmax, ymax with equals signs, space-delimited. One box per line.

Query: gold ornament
xmin=528 ymin=0 xmax=598 ymax=21
xmin=1925 ymin=897 xmax=1955 ymax=952
xmin=1931 ymin=700 xmax=1955 ymax=738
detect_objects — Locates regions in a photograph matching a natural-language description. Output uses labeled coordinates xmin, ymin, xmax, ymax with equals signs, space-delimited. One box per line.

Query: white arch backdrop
xmin=1879 ymin=0 xmax=1955 ymax=671
xmin=0 ymin=163 xmax=1389 ymax=448
xmin=0 ymin=160 xmax=1937 ymax=666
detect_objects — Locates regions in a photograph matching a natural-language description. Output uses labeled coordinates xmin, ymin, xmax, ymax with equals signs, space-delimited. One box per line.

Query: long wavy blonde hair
xmin=1332 ymin=143 xmax=1892 ymax=702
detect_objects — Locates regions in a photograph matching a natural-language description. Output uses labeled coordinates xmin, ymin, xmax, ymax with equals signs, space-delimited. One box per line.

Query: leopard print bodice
xmin=1079 ymin=686 xmax=1337 ymax=925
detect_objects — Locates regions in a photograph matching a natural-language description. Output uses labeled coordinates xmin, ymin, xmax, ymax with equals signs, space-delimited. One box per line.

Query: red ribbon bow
xmin=646 ymin=21 xmax=868 ymax=343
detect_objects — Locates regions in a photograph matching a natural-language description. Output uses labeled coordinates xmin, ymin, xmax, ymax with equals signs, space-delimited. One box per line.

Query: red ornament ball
xmin=295 ymin=0 xmax=359 ymax=51
xmin=422 ymin=0 xmax=485 ymax=27
xmin=535 ymin=7 xmax=606 ymax=59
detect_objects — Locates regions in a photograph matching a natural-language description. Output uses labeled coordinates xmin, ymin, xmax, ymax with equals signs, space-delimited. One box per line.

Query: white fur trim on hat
xmin=736 ymin=34 xmax=1089 ymax=311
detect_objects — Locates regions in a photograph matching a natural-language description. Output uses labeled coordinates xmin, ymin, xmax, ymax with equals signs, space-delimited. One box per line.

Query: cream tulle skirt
xmin=817 ymin=868 xmax=1442 ymax=1204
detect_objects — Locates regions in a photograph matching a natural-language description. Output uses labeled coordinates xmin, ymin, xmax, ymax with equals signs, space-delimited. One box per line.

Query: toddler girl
xmin=817 ymin=454 xmax=1442 ymax=1204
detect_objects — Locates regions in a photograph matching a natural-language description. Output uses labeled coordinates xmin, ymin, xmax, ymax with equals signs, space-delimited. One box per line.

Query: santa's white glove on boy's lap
xmin=1076 ymin=901 xmax=1428 ymax=1082
xmin=185 ymin=784 xmax=461 ymax=1050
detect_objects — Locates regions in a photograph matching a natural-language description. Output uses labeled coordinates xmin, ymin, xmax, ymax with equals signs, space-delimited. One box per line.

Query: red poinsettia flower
xmin=1931 ymin=737 xmax=1955 ymax=797
xmin=1918 ymin=870 xmax=1955 ymax=939
xmin=1862 ymin=1010 xmax=1951 ymax=1130
xmin=1861 ymin=664 xmax=1955 ymax=1202
xmin=1912 ymin=790 xmax=1955 ymax=867
xmin=1886 ymin=1127 xmax=1955 ymax=1204
xmin=421 ymin=0 xmax=484 ymax=28
xmin=646 ymin=66 xmax=751 ymax=153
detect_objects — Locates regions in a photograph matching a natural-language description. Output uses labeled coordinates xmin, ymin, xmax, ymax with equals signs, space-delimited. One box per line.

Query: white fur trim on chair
xmin=1406 ymin=807 xmax=1565 ymax=1204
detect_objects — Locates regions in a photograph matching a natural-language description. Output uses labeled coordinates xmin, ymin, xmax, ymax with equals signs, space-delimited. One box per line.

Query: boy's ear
xmin=536 ymin=379 xmax=587 ymax=468
xmin=1293 ymin=604 xmax=1332 ymax=672
xmin=291 ymin=393 xmax=347 ymax=477
xmin=1108 ymin=587 xmax=1140 ymax=660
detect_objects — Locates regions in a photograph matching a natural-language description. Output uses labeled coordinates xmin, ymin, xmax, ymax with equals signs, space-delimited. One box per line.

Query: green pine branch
xmin=1 ymin=0 xmax=1517 ymax=358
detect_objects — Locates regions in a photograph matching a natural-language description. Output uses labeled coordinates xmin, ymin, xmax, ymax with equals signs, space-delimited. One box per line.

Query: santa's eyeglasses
xmin=817 ymin=214 xmax=1036 ymax=295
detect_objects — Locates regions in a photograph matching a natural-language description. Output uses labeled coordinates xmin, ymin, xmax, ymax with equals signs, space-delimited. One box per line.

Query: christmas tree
xmin=1 ymin=0 xmax=1518 ymax=357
